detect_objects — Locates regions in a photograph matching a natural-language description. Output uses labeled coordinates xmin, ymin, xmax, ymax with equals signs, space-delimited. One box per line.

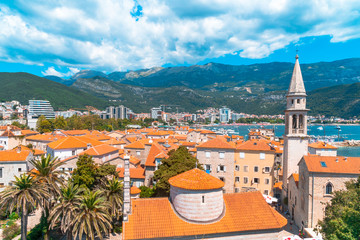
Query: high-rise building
xmin=101 ymin=105 xmax=130 ymax=120
xmin=27 ymin=100 xmax=55 ymax=129
xmin=219 ymin=106 xmax=231 ymax=123
xmin=282 ymin=55 xmax=309 ymax=197
xmin=150 ymin=107 xmax=162 ymax=119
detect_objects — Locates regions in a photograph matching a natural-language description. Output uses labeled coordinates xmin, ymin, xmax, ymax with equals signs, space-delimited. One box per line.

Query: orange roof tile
xmin=197 ymin=136 xmax=235 ymax=150
xmin=0 ymin=150 xmax=31 ymax=162
xmin=179 ymin=141 xmax=196 ymax=147
xmin=236 ymin=139 xmax=275 ymax=152
xmin=61 ymin=130 xmax=90 ymax=136
xmin=84 ymin=133 xmax=111 ymax=141
xmin=47 ymin=136 xmax=103 ymax=150
xmin=21 ymin=130 xmax=39 ymax=136
xmin=105 ymin=138 xmax=126 ymax=145
xmin=117 ymin=167 xmax=145 ymax=179
xmin=119 ymin=154 xmax=141 ymax=165
xmin=125 ymin=141 xmax=145 ymax=149
xmin=26 ymin=134 xmax=64 ymax=142
xmin=130 ymin=186 xmax=141 ymax=195
xmin=1 ymin=130 xmax=15 ymax=137
xmin=173 ymin=135 xmax=188 ymax=140
xmin=146 ymin=130 xmax=171 ymax=136
xmin=145 ymin=143 xmax=163 ymax=167
xmin=125 ymin=137 xmax=137 ymax=143
xmin=308 ymin=141 xmax=337 ymax=149
xmin=302 ymin=155 xmax=360 ymax=174
xmin=169 ymin=168 xmax=224 ymax=190
xmin=273 ymin=181 xmax=283 ymax=190
xmin=80 ymin=144 xmax=119 ymax=156
xmin=123 ymin=191 xmax=287 ymax=239
xmin=200 ymin=129 xmax=215 ymax=134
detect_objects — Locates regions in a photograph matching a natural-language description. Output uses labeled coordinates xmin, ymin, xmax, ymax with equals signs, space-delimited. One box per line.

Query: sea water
xmin=204 ymin=124 xmax=360 ymax=157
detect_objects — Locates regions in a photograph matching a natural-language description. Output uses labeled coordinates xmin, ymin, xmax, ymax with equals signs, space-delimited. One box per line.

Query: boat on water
xmin=317 ymin=126 xmax=324 ymax=131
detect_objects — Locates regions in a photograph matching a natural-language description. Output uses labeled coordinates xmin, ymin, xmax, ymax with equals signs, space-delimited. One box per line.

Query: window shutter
xmin=217 ymin=166 xmax=220 ymax=172
xmin=224 ymin=166 xmax=227 ymax=172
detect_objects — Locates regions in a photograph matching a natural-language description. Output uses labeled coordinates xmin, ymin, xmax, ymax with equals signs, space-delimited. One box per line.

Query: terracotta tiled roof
xmin=105 ymin=138 xmax=126 ymax=145
xmin=197 ymin=136 xmax=235 ymax=150
xmin=146 ymin=130 xmax=171 ymax=136
xmin=145 ymin=143 xmax=163 ymax=167
xmin=302 ymin=155 xmax=360 ymax=174
xmin=125 ymin=141 xmax=145 ymax=149
xmin=123 ymin=191 xmax=287 ymax=239
xmin=16 ymin=145 xmax=45 ymax=156
xmin=61 ymin=130 xmax=90 ymax=136
xmin=0 ymin=150 xmax=31 ymax=162
xmin=179 ymin=141 xmax=196 ymax=147
xmin=47 ymin=136 xmax=103 ymax=150
xmin=273 ymin=181 xmax=283 ymax=190
xmin=200 ymin=129 xmax=215 ymax=134
xmin=26 ymin=134 xmax=64 ymax=142
xmin=308 ymin=141 xmax=337 ymax=149
xmin=169 ymin=168 xmax=224 ymax=190
xmin=236 ymin=139 xmax=275 ymax=152
xmin=125 ymin=137 xmax=137 ymax=143
xmin=117 ymin=166 xmax=145 ymax=179
xmin=21 ymin=130 xmax=39 ymax=136
xmin=130 ymin=186 xmax=141 ymax=195
xmin=85 ymin=133 xmax=111 ymax=141
xmin=1 ymin=130 xmax=15 ymax=137
xmin=119 ymin=154 xmax=141 ymax=166
xmin=173 ymin=135 xmax=188 ymax=140
xmin=80 ymin=144 xmax=118 ymax=156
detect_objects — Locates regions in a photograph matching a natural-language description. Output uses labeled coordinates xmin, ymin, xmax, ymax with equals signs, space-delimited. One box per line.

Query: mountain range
xmin=2 ymin=58 xmax=360 ymax=118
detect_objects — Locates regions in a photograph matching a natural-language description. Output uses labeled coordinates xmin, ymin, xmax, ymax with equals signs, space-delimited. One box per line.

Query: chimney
xmin=335 ymin=158 xmax=339 ymax=162
xmin=123 ymin=154 xmax=131 ymax=222
xmin=16 ymin=146 xmax=21 ymax=153
xmin=87 ymin=143 xmax=92 ymax=149
xmin=344 ymin=157 xmax=348 ymax=162
xmin=149 ymin=139 xmax=153 ymax=144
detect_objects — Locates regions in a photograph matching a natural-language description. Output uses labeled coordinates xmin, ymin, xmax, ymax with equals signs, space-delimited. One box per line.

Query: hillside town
xmin=0 ymin=55 xmax=358 ymax=240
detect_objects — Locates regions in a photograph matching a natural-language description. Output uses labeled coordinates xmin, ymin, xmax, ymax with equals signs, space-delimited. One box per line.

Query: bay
xmin=204 ymin=124 xmax=360 ymax=157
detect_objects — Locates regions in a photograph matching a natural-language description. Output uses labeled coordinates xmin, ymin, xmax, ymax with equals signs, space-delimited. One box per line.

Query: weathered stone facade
xmin=197 ymin=148 xmax=235 ymax=193
xmin=170 ymin=186 xmax=224 ymax=222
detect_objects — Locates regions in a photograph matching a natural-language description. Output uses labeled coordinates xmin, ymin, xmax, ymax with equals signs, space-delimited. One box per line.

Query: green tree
xmin=101 ymin=177 xmax=123 ymax=220
xmin=94 ymin=164 xmax=118 ymax=186
xmin=49 ymin=182 xmax=83 ymax=240
xmin=30 ymin=155 xmax=65 ymax=240
xmin=54 ymin=116 xmax=67 ymax=129
xmin=0 ymin=174 xmax=49 ymax=240
xmin=318 ymin=177 xmax=360 ymax=240
xmin=37 ymin=115 xmax=53 ymax=133
xmin=72 ymin=154 xmax=97 ymax=189
xmin=153 ymin=146 xmax=203 ymax=196
xmin=71 ymin=190 xmax=112 ymax=240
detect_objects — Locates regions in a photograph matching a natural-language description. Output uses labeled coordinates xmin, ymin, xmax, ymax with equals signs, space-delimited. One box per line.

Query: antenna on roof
xmin=195 ymin=161 xmax=198 ymax=169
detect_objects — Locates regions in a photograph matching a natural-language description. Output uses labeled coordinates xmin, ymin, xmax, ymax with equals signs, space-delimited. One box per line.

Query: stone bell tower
xmin=283 ymin=55 xmax=309 ymax=195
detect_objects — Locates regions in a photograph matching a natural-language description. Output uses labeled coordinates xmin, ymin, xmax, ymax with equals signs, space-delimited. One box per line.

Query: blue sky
xmin=1 ymin=0 xmax=360 ymax=77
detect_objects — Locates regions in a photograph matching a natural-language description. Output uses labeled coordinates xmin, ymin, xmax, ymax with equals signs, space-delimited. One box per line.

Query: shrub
xmin=8 ymin=212 xmax=19 ymax=220
xmin=3 ymin=223 xmax=21 ymax=240
xmin=27 ymin=214 xmax=48 ymax=240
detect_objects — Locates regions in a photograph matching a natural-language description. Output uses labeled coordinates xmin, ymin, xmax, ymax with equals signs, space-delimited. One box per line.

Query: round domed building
xmin=168 ymin=168 xmax=225 ymax=223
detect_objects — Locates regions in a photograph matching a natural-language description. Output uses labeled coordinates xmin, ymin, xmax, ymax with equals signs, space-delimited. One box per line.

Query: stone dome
xmin=169 ymin=168 xmax=225 ymax=223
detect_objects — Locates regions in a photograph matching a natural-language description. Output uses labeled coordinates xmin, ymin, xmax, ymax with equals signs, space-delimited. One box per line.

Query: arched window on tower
xmin=292 ymin=115 xmax=297 ymax=129
xmin=299 ymin=115 xmax=304 ymax=129
xmin=326 ymin=183 xmax=333 ymax=195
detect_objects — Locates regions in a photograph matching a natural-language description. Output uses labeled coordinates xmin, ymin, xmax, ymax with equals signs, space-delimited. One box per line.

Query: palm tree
xmin=30 ymin=154 xmax=65 ymax=240
xmin=101 ymin=177 xmax=123 ymax=220
xmin=71 ymin=190 xmax=112 ymax=240
xmin=30 ymin=154 xmax=65 ymax=196
xmin=49 ymin=182 xmax=82 ymax=240
xmin=0 ymin=174 xmax=49 ymax=240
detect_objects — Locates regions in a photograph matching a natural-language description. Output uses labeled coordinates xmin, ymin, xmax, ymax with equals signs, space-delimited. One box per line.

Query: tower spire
xmin=288 ymin=54 xmax=306 ymax=96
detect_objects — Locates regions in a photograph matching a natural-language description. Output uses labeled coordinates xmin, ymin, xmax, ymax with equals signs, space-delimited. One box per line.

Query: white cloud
xmin=0 ymin=0 xmax=360 ymax=71
xmin=41 ymin=66 xmax=80 ymax=77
